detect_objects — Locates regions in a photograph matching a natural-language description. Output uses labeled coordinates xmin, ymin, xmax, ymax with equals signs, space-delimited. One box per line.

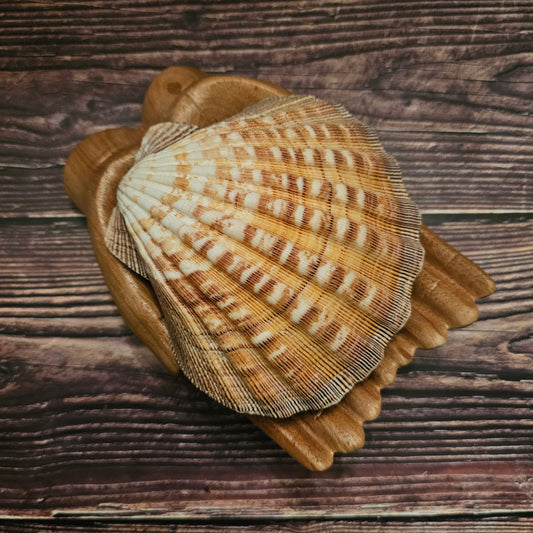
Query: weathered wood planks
xmin=0 ymin=0 xmax=531 ymax=527
xmin=1 ymin=517 xmax=533 ymax=532
xmin=1 ymin=1 xmax=532 ymax=217
xmin=0 ymin=217 xmax=530 ymax=516
xmin=1 ymin=218 xmax=528 ymax=335
xmin=2 ymin=65 xmax=531 ymax=216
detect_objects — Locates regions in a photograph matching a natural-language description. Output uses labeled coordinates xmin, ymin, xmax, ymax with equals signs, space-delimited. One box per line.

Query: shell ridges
xmin=107 ymin=94 xmax=425 ymax=418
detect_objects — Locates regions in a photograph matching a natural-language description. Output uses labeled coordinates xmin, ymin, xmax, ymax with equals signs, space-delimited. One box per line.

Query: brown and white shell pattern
xmin=105 ymin=95 xmax=425 ymax=418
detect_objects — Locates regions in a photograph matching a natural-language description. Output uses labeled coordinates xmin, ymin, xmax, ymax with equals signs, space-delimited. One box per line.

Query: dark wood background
xmin=0 ymin=1 xmax=532 ymax=531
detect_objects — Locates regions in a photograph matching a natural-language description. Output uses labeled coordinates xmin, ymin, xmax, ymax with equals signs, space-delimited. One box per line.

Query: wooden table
xmin=1 ymin=1 xmax=532 ymax=531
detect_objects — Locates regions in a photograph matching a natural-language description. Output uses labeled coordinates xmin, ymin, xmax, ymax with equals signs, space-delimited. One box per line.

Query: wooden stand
xmin=64 ymin=66 xmax=495 ymax=470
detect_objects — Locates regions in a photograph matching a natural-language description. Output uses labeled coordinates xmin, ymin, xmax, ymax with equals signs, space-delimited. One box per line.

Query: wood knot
xmin=0 ymin=359 xmax=23 ymax=390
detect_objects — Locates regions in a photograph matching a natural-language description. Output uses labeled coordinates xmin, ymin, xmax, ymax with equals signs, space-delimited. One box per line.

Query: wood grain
xmin=1 ymin=518 xmax=533 ymax=532
xmin=0 ymin=217 xmax=530 ymax=516
xmin=0 ymin=0 xmax=531 ymax=527
xmin=1 ymin=1 xmax=532 ymax=217
xmin=1 ymin=218 xmax=525 ymax=335
xmin=2 ymin=68 xmax=530 ymax=216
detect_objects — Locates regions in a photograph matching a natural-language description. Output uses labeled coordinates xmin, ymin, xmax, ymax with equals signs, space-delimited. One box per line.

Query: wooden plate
xmin=64 ymin=66 xmax=495 ymax=470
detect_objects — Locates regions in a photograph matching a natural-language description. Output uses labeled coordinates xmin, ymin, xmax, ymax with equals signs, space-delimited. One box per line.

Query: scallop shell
xmin=105 ymin=95 xmax=424 ymax=418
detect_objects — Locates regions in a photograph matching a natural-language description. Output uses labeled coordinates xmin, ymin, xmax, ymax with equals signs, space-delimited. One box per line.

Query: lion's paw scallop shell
xmin=105 ymin=95 xmax=424 ymax=418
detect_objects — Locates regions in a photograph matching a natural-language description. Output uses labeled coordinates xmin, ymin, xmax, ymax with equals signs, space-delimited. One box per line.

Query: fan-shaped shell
xmin=105 ymin=95 xmax=424 ymax=418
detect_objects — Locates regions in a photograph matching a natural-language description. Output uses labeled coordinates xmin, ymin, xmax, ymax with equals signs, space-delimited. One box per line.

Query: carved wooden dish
xmin=64 ymin=66 xmax=495 ymax=470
